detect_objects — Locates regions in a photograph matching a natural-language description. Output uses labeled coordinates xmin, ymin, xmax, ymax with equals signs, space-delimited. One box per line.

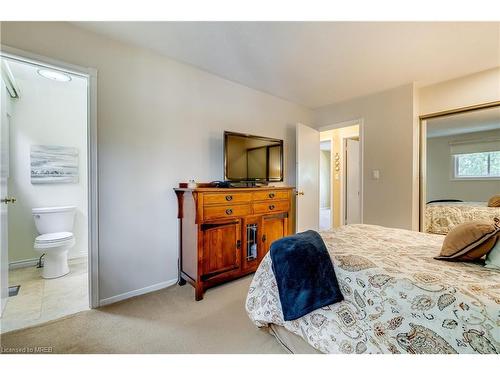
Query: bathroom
xmin=0 ymin=55 xmax=89 ymax=332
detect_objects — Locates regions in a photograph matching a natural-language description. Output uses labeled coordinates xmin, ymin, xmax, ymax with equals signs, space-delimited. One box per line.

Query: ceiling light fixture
xmin=37 ymin=69 xmax=72 ymax=82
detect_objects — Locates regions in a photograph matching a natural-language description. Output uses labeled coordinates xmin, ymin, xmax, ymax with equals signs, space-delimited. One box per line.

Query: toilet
xmin=32 ymin=206 xmax=76 ymax=279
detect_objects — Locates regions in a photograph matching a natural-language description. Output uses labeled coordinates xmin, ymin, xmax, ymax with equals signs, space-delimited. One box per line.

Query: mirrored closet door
xmin=422 ymin=105 xmax=500 ymax=235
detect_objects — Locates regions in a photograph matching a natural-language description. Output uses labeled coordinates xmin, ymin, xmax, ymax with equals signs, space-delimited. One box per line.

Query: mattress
xmin=425 ymin=201 xmax=500 ymax=235
xmin=246 ymin=224 xmax=500 ymax=354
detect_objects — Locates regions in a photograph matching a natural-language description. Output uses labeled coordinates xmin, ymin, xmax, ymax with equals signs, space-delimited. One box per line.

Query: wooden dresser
xmin=174 ymin=186 xmax=294 ymax=300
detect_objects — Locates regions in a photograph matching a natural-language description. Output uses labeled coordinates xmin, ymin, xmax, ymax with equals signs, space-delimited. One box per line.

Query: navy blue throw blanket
xmin=270 ymin=230 xmax=343 ymax=321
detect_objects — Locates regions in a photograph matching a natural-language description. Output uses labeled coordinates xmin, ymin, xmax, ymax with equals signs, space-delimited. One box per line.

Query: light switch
xmin=372 ymin=169 xmax=380 ymax=180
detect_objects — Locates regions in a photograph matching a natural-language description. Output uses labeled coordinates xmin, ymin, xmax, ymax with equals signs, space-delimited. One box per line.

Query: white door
xmin=345 ymin=138 xmax=361 ymax=224
xmin=296 ymin=123 xmax=320 ymax=232
xmin=0 ymin=80 xmax=11 ymax=316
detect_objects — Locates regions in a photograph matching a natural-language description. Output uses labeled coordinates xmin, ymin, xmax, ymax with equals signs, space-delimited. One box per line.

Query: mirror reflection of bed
xmin=423 ymin=106 xmax=500 ymax=235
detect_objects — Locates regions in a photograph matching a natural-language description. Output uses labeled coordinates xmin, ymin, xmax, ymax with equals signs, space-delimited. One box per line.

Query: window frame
xmin=452 ymin=151 xmax=500 ymax=181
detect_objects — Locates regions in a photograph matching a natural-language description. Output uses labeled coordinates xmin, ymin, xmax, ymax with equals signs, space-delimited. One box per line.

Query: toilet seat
xmin=34 ymin=232 xmax=75 ymax=249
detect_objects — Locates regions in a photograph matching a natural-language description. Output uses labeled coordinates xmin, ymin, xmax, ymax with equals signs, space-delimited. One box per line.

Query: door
xmin=201 ymin=221 xmax=241 ymax=279
xmin=296 ymin=123 xmax=320 ymax=232
xmin=261 ymin=214 xmax=287 ymax=255
xmin=0 ymin=80 xmax=11 ymax=316
xmin=345 ymin=138 xmax=361 ymax=224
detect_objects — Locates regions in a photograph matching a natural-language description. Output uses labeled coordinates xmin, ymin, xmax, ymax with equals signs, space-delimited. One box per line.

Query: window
xmin=454 ymin=151 xmax=500 ymax=179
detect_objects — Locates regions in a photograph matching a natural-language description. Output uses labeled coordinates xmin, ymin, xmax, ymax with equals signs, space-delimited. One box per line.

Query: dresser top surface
xmin=174 ymin=186 xmax=294 ymax=193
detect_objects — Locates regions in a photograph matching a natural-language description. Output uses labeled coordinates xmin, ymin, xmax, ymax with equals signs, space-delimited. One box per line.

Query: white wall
xmin=0 ymin=22 xmax=312 ymax=302
xmin=419 ymin=67 xmax=500 ymax=115
xmin=426 ymin=129 xmax=500 ymax=202
xmin=7 ymin=61 xmax=88 ymax=263
xmin=314 ymin=84 xmax=418 ymax=230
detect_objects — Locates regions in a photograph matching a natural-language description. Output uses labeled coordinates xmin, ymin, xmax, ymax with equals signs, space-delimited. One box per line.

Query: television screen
xmin=224 ymin=131 xmax=283 ymax=182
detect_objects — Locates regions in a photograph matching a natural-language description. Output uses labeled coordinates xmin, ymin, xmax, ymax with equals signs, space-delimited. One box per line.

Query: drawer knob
xmin=225 ymin=208 xmax=233 ymax=215
xmin=268 ymin=193 xmax=275 ymax=198
xmin=269 ymin=204 xmax=275 ymax=210
xmin=225 ymin=195 xmax=233 ymax=201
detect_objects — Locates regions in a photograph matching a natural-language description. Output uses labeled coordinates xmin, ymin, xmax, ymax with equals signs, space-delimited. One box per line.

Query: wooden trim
xmin=419 ymin=101 xmax=500 ymax=120
xmin=174 ymin=186 xmax=293 ymax=192
xmin=175 ymin=190 xmax=185 ymax=219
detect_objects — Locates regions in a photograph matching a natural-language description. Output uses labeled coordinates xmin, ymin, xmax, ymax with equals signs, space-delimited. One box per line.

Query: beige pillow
xmin=435 ymin=219 xmax=500 ymax=261
xmin=487 ymin=195 xmax=500 ymax=207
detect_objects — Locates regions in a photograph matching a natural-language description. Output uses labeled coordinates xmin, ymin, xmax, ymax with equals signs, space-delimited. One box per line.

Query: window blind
xmin=449 ymin=138 xmax=500 ymax=155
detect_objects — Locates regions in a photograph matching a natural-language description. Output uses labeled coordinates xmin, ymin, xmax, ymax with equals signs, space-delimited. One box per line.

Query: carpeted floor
xmin=0 ymin=275 xmax=286 ymax=354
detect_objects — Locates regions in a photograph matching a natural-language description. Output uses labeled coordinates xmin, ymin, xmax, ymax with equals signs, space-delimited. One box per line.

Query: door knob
xmin=295 ymin=191 xmax=304 ymax=196
xmin=1 ymin=197 xmax=16 ymax=204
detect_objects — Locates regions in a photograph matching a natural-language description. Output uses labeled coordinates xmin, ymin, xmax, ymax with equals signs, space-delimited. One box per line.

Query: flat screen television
xmin=224 ymin=131 xmax=284 ymax=182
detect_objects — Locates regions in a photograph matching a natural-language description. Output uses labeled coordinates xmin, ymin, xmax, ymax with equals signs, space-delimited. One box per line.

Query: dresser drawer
xmin=204 ymin=204 xmax=252 ymax=220
xmin=203 ymin=192 xmax=252 ymax=206
xmin=253 ymin=201 xmax=289 ymax=214
xmin=253 ymin=190 xmax=290 ymax=201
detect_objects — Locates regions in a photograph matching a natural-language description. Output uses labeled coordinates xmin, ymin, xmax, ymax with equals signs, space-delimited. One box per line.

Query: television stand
xmin=174 ymin=185 xmax=294 ymax=300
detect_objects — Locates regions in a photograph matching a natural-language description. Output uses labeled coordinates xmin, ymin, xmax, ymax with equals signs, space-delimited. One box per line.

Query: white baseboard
xmin=99 ymin=278 xmax=178 ymax=307
xmin=9 ymin=258 xmax=38 ymax=270
xmin=9 ymin=252 xmax=88 ymax=270
xmin=69 ymin=250 xmax=88 ymax=260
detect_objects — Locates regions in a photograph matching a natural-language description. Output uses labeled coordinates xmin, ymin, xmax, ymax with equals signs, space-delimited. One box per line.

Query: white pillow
xmin=485 ymin=238 xmax=500 ymax=270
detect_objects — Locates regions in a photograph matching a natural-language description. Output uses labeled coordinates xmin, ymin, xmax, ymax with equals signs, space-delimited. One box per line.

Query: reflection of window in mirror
xmin=426 ymin=105 xmax=500 ymax=201
xmin=453 ymin=150 xmax=500 ymax=179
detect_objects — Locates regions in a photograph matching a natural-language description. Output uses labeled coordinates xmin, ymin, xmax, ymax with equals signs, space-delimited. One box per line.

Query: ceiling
xmin=74 ymin=22 xmax=500 ymax=108
xmin=6 ymin=58 xmax=87 ymax=89
xmin=427 ymin=106 xmax=500 ymax=138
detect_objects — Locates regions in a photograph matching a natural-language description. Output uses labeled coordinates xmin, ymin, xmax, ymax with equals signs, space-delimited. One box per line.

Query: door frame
xmin=0 ymin=45 xmax=100 ymax=308
xmin=343 ymin=136 xmax=361 ymax=225
xmin=319 ymin=119 xmax=364 ymax=226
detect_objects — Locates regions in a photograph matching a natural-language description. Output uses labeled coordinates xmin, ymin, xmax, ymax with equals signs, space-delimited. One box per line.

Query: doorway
xmin=0 ymin=48 xmax=98 ymax=332
xmin=319 ymin=122 xmax=361 ymax=228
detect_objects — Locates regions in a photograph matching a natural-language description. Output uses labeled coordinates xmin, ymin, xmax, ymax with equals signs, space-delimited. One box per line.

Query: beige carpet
xmin=0 ymin=275 xmax=286 ymax=354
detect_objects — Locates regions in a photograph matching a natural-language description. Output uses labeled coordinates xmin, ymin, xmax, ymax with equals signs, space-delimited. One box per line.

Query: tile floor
xmin=0 ymin=257 xmax=89 ymax=333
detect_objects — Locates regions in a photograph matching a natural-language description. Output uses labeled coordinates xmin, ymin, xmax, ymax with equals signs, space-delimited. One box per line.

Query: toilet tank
xmin=32 ymin=206 xmax=76 ymax=234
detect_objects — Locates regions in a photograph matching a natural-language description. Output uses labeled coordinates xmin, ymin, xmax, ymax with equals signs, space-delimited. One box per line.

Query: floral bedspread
xmin=425 ymin=202 xmax=500 ymax=235
xmin=246 ymin=224 xmax=500 ymax=354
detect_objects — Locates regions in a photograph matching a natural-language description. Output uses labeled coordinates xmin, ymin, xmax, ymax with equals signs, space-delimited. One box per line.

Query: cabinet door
xmin=201 ymin=221 xmax=241 ymax=279
xmin=261 ymin=214 xmax=287 ymax=258
xmin=242 ymin=216 xmax=261 ymax=272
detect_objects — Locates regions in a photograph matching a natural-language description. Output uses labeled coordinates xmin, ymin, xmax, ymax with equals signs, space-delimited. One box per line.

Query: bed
xmin=246 ymin=224 xmax=500 ymax=354
xmin=425 ymin=201 xmax=500 ymax=235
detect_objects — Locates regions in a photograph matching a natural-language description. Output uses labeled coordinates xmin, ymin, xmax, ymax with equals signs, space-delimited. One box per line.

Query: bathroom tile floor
xmin=0 ymin=257 xmax=89 ymax=333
